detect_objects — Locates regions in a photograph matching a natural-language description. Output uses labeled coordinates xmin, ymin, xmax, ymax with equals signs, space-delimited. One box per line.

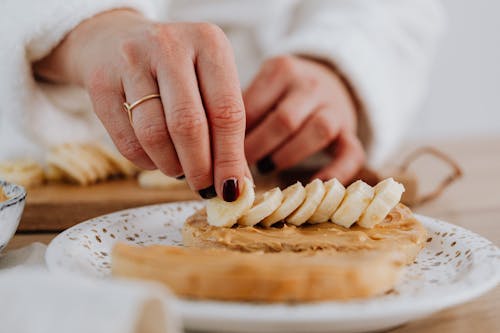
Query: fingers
xmin=157 ymin=56 xmax=213 ymax=193
xmin=87 ymin=71 xmax=155 ymax=170
xmin=243 ymin=57 xmax=293 ymax=130
xmin=195 ymin=23 xmax=247 ymax=201
xmin=313 ymin=132 xmax=365 ymax=184
xmin=271 ymin=106 xmax=341 ymax=171
xmin=245 ymin=87 xmax=319 ymax=164
xmin=121 ymin=69 xmax=182 ymax=177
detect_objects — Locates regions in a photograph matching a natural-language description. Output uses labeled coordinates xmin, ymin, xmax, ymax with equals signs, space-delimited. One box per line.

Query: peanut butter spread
xmin=182 ymin=203 xmax=427 ymax=264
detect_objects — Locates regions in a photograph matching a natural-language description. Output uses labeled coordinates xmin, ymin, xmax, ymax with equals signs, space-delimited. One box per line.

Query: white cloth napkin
xmin=0 ymin=243 xmax=181 ymax=333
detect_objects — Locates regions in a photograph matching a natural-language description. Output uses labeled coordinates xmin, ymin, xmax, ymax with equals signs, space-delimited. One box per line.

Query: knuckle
xmin=195 ymin=22 xmax=226 ymax=43
xmin=274 ymin=109 xmax=299 ymax=133
xmin=149 ymin=23 xmax=176 ymax=45
xmin=169 ymin=105 xmax=205 ymax=142
xmin=116 ymin=139 xmax=145 ymax=162
xmin=87 ymin=67 xmax=113 ymax=97
xmin=137 ymin=123 xmax=168 ymax=150
xmin=195 ymin=23 xmax=230 ymax=60
xmin=267 ymin=55 xmax=296 ymax=76
xmin=120 ymin=39 xmax=144 ymax=68
xmin=210 ymin=96 xmax=245 ymax=131
xmin=313 ymin=112 xmax=336 ymax=140
xmin=148 ymin=24 xmax=181 ymax=56
xmin=301 ymin=77 xmax=321 ymax=92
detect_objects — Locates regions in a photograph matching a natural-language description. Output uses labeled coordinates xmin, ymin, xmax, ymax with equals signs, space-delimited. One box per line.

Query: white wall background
xmin=410 ymin=0 xmax=500 ymax=139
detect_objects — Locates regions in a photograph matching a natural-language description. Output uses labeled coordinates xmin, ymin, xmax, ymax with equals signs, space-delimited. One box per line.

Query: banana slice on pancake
xmin=261 ymin=182 xmax=306 ymax=227
xmin=308 ymin=178 xmax=346 ymax=224
xmin=286 ymin=179 xmax=325 ymax=226
xmin=206 ymin=177 xmax=255 ymax=227
xmin=358 ymin=178 xmax=405 ymax=228
xmin=331 ymin=180 xmax=374 ymax=228
xmin=238 ymin=187 xmax=283 ymax=227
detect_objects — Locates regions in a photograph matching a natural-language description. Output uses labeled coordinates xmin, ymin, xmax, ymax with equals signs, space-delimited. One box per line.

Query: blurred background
xmin=411 ymin=0 xmax=500 ymax=140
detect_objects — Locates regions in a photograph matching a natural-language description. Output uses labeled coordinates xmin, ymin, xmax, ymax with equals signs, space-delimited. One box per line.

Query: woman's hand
xmin=34 ymin=10 xmax=248 ymax=201
xmin=244 ymin=55 xmax=365 ymax=183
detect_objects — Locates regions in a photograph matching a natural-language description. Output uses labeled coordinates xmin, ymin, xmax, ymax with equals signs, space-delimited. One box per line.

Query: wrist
xmin=33 ymin=9 xmax=146 ymax=86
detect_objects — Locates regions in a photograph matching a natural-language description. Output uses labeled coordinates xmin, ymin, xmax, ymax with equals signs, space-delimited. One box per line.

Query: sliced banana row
xmin=206 ymin=177 xmax=405 ymax=229
xmin=46 ymin=143 xmax=138 ymax=185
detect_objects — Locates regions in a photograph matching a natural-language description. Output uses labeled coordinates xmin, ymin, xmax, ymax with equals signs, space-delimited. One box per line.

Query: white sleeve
xmin=265 ymin=0 xmax=445 ymax=167
xmin=0 ymin=0 xmax=158 ymax=161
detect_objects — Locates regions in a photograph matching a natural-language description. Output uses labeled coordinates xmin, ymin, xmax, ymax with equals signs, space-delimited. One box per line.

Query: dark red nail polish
xmin=223 ymin=178 xmax=239 ymax=202
xmin=257 ymin=156 xmax=275 ymax=174
xmin=199 ymin=185 xmax=217 ymax=199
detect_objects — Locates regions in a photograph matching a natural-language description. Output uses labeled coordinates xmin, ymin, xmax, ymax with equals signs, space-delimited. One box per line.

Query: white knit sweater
xmin=0 ymin=0 xmax=445 ymax=166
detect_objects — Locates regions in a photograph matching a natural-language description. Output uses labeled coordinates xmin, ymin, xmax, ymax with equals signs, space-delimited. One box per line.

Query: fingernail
xmin=257 ymin=156 xmax=275 ymax=174
xmin=176 ymin=175 xmax=185 ymax=180
xmin=199 ymin=185 xmax=217 ymax=199
xmin=223 ymin=178 xmax=239 ymax=202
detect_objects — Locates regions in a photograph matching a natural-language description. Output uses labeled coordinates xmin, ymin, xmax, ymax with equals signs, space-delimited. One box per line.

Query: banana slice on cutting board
xmin=0 ymin=159 xmax=44 ymax=188
xmin=331 ymin=180 xmax=374 ymax=228
xmin=137 ymin=170 xmax=188 ymax=190
xmin=261 ymin=182 xmax=306 ymax=227
xmin=206 ymin=177 xmax=255 ymax=227
xmin=238 ymin=187 xmax=283 ymax=227
xmin=358 ymin=178 xmax=405 ymax=228
xmin=286 ymin=179 xmax=325 ymax=226
xmin=308 ymin=178 xmax=346 ymax=224
xmin=92 ymin=144 xmax=138 ymax=177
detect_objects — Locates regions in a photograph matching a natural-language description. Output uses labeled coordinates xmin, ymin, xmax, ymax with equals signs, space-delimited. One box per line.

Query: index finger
xmin=195 ymin=24 xmax=247 ymax=201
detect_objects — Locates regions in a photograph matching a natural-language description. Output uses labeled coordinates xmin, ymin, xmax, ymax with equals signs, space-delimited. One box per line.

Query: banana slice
xmin=286 ymin=179 xmax=325 ymax=226
xmin=44 ymin=164 xmax=65 ymax=182
xmin=0 ymin=160 xmax=44 ymax=188
xmin=92 ymin=144 xmax=138 ymax=177
xmin=77 ymin=144 xmax=112 ymax=181
xmin=47 ymin=144 xmax=94 ymax=185
xmin=308 ymin=178 xmax=346 ymax=224
xmin=138 ymin=170 xmax=188 ymax=190
xmin=358 ymin=178 xmax=405 ymax=228
xmin=331 ymin=180 xmax=374 ymax=228
xmin=261 ymin=182 xmax=306 ymax=227
xmin=206 ymin=177 xmax=255 ymax=227
xmin=238 ymin=187 xmax=283 ymax=227
xmin=82 ymin=144 xmax=116 ymax=180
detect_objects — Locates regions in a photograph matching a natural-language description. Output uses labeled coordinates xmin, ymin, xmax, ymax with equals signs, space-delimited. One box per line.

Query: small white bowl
xmin=0 ymin=180 xmax=26 ymax=252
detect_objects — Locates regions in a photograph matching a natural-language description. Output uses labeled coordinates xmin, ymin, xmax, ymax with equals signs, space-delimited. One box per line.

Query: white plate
xmin=46 ymin=201 xmax=500 ymax=333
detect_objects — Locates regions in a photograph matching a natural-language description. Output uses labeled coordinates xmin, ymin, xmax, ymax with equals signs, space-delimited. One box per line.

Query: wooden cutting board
xmin=20 ymin=179 xmax=199 ymax=231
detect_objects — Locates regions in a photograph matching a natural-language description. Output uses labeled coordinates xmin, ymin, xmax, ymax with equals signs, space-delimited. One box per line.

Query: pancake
xmin=182 ymin=203 xmax=427 ymax=265
xmin=112 ymin=243 xmax=404 ymax=302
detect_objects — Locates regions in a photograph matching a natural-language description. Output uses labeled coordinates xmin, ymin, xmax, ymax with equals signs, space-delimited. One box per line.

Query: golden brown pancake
xmin=112 ymin=203 xmax=426 ymax=302
xmin=182 ymin=204 xmax=427 ymax=265
xmin=112 ymin=243 xmax=404 ymax=302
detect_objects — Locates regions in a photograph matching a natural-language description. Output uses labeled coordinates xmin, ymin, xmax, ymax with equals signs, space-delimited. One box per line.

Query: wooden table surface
xmin=6 ymin=136 xmax=500 ymax=333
